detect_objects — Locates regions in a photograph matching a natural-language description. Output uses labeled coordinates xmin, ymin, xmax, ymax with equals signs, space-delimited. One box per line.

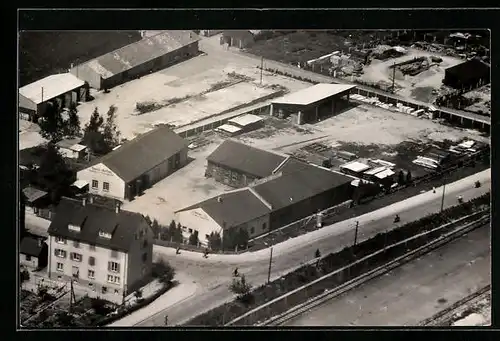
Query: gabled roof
xmin=252 ymin=160 xmax=352 ymax=210
xmin=47 ymin=198 xmax=147 ymax=252
xmin=445 ymin=59 xmax=490 ymax=81
xmin=20 ymin=236 xmax=46 ymax=257
xmin=271 ymin=83 xmax=356 ymax=106
xmin=177 ymin=188 xmax=271 ymax=228
xmin=19 ymin=73 xmax=85 ymax=105
xmin=75 ymin=31 xmax=199 ymax=79
xmin=22 ymin=187 xmax=49 ymax=203
xmin=207 ymin=140 xmax=287 ymax=178
xmin=86 ymin=125 xmax=188 ymax=183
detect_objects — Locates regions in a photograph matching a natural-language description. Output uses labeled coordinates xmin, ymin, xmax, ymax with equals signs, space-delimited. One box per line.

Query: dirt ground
xmin=463 ymin=84 xmax=491 ymax=115
xmin=354 ymin=48 xmax=463 ymax=103
xmin=19 ymin=120 xmax=48 ymax=151
xmin=75 ymin=52 xmax=311 ymax=140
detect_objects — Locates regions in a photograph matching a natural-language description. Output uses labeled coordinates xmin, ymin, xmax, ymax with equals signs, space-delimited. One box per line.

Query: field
xmin=19 ymin=31 xmax=142 ymax=87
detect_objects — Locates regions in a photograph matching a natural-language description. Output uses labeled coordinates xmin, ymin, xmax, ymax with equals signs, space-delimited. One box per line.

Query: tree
xmin=83 ymin=108 xmax=108 ymax=155
xmin=152 ymin=257 xmax=176 ymax=283
xmin=39 ymin=101 xmax=64 ymax=143
xmin=188 ymin=230 xmax=199 ymax=246
xmin=20 ymin=268 xmax=30 ymax=286
xmin=223 ymin=228 xmax=250 ymax=251
xmin=207 ymin=231 xmax=222 ymax=251
xmin=229 ymin=275 xmax=252 ymax=301
xmin=406 ymin=170 xmax=412 ymax=183
xmin=397 ymin=170 xmax=406 ymax=185
xmin=102 ymin=105 xmax=121 ymax=148
xmin=37 ymin=143 xmax=73 ymax=201
xmin=151 ymin=219 xmax=161 ymax=239
xmin=85 ymin=108 xmax=104 ymax=132
xmin=65 ymin=104 xmax=81 ymax=137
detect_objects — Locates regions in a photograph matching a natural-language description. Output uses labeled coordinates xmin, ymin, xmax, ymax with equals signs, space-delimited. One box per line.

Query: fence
xmin=225 ymin=211 xmax=489 ymax=326
xmin=153 ymin=237 xmax=247 ymax=255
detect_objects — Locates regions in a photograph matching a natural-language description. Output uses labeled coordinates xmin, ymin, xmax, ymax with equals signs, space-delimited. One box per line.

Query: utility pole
xmin=391 ymin=62 xmax=396 ymax=93
xmin=41 ymin=87 xmax=44 ymax=103
xmin=440 ymin=175 xmax=447 ymax=212
xmin=354 ymin=221 xmax=359 ymax=246
xmin=260 ymin=56 xmax=264 ymax=85
xmin=267 ymin=247 xmax=273 ymax=283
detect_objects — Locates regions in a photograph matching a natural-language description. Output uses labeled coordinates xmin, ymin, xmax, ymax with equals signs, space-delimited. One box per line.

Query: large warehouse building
xmin=70 ymin=31 xmax=200 ymax=90
xmin=205 ymin=139 xmax=289 ymax=188
xmin=442 ymin=58 xmax=490 ymax=91
xmin=19 ymin=73 xmax=87 ymax=121
xmin=77 ymin=126 xmax=188 ymax=201
xmin=177 ymin=155 xmax=354 ymax=246
xmin=270 ymin=83 xmax=356 ymax=125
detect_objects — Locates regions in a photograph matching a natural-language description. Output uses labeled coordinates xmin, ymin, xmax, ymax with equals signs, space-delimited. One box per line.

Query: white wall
xmin=77 ymin=163 xmax=125 ymax=200
xmin=176 ymin=208 xmax=222 ymax=246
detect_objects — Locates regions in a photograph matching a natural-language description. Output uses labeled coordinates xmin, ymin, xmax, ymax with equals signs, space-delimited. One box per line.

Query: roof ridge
xmin=247 ymin=187 xmax=273 ymax=210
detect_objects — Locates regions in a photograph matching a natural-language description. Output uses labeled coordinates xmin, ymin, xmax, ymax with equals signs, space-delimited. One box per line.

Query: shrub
xmin=136 ymin=101 xmax=160 ymax=114
xmin=229 ymin=275 xmax=253 ymax=303
xmin=152 ymin=258 xmax=176 ymax=283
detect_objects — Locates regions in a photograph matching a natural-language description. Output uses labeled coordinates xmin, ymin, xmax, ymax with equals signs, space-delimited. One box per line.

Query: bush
xmin=91 ymin=297 xmax=114 ymax=316
xmin=229 ymin=275 xmax=253 ymax=303
xmin=136 ymin=101 xmax=160 ymax=114
xmin=152 ymin=258 xmax=176 ymax=283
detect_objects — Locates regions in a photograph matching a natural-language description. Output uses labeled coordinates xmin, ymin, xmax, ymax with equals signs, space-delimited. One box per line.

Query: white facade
xmin=176 ymin=208 xmax=222 ymax=246
xmin=59 ymin=144 xmax=87 ymax=159
xmin=77 ymin=163 xmax=126 ymax=200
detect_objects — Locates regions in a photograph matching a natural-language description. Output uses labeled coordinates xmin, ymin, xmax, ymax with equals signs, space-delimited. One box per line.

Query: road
xmin=133 ymin=169 xmax=490 ymax=327
xmin=283 ymin=223 xmax=490 ymax=326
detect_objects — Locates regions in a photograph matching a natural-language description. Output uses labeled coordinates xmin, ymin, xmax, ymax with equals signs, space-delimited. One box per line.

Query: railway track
xmin=418 ymin=285 xmax=491 ymax=326
xmin=258 ymin=216 xmax=489 ymax=326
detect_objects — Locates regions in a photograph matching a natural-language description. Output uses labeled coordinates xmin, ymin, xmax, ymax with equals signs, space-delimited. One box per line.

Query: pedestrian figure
xmin=164 ymin=315 xmax=168 ymax=326
xmin=432 ymin=187 xmax=436 ymax=193
xmin=203 ymin=249 xmax=209 ymax=258
xmin=315 ymin=249 xmax=321 ymax=258
xmin=175 ymin=246 xmax=181 ymax=255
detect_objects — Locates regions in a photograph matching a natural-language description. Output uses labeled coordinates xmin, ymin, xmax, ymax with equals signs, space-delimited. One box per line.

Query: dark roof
xmin=19 ymin=145 xmax=47 ymax=167
xmin=253 ymin=160 xmax=352 ymax=210
xmin=87 ymin=126 xmax=188 ymax=182
xmin=177 ymin=189 xmax=271 ymax=229
xmin=207 ymin=140 xmax=287 ymax=178
xmin=47 ymin=198 xmax=147 ymax=252
xmin=20 ymin=236 xmax=45 ymax=257
xmin=446 ymin=59 xmax=490 ymax=81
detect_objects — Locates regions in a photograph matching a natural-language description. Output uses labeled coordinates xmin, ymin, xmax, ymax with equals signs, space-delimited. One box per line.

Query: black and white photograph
xmin=18 ymin=20 xmax=491 ymax=329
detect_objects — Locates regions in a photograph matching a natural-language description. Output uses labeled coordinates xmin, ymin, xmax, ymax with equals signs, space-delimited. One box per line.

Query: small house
xmin=56 ymin=137 xmax=88 ymax=159
xmin=20 ymin=236 xmax=48 ymax=270
xmin=22 ymin=187 xmax=50 ymax=216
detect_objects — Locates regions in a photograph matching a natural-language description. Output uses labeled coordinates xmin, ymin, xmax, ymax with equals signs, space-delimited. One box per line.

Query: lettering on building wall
xmin=89 ymin=166 xmax=114 ymax=176
xmin=192 ymin=210 xmax=208 ymax=220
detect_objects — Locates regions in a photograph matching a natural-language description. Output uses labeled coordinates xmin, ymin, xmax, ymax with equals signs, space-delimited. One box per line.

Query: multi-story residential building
xmin=47 ymin=197 xmax=153 ymax=298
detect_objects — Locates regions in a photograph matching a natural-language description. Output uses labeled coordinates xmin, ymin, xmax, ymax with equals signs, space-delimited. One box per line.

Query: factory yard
xmin=122 ymin=99 xmax=487 ymax=225
xmin=352 ymin=48 xmax=463 ymax=103
xmin=73 ymin=52 xmax=312 ymax=140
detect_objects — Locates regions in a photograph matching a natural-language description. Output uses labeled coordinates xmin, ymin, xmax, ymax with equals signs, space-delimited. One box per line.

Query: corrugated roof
xmin=85 ymin=125 xmax=188 ymax=183
xmin=207 ymin=140 xmax=287 ymax=178
xmin=272 ymin=83 xmax=357 ymax=106
xmin=78 ymin=31 xmax=200 ymax=79
xmin=216 ymin=124 xmax=242 ymax=133
xmin=47 ymin=198 xmax=147 ymax=252
xmin=340 ymin=161 xmax=370 ymax=173
xmin=19 ymin=73 xmax=85 ymax=105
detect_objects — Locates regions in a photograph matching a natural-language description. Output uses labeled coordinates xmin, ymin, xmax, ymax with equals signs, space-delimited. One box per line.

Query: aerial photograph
xmin=18 ymin=29 xmax=490 ymax=328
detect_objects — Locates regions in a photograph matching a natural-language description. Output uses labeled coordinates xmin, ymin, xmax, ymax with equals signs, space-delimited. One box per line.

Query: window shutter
xmin=54 ymin=249 xmax=58 ymax=256
xmin=116 ymin=263 xmax=120 ymax=273
xmin=108 ymin=261 xmax=111 ymax=271
xmin=89 ymin=257 xmax=95 ymax=266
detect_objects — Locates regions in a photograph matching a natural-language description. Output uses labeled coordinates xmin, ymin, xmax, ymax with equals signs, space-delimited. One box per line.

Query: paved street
xmin=283 ymin=223 xmax=490 ymax=326
xmin=132 ymin=169 xmax=490 ymax=326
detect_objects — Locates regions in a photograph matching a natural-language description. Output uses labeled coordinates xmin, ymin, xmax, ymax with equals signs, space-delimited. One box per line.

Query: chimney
xmin=217 ymin=196 xmax=222 ymax=203
xmin=115 ymin=202 xmax=121 ymax=214
xmin=89 ymin=196 xmax=94 ymax=204
xmin=82 ymin=197 xmax=87 ymax=206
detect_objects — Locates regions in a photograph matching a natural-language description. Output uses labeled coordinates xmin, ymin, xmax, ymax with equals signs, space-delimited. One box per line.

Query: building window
xmin=73 ymin=241 xmax=80 ymax=248
xmin=55 ymin=249 xmax=67 ymax=258
xmin=250 ymin=227 xmax=255 ymax=234
xmin=115 ymin=289 xmax=120 ymax=294
xmin=110 ymin=250 xmax=118 ymax=258
xmin=107 ymin=274 xmax=120 ymax=284
xmin=103 ymin=182 xmax=110 ymax=192
xmin=88 ymin=256 xmax=96 ymax=266
xmin=89 ymin=244 xmax=96 ymax=251
xmin=108 ymin=261 xmax=120 ymax=273
xmin=56 ymin=263 xmax=64 ymax=272
xmin=26 ymin=255 xmax=32 ymax=261
xmin=102 ymin=286 xmax=108 ymax=294
xmin=142 ymin=239 xmax=148 ymax=248
xmin=205 ymin=234 xmax=210 ymax=240
xmin=142 ymin=252 xmax=148 ymax=263
xmin=188 ymin=228 xmax=193 ymax=234
xmin=71 ymin=252 xmax=82 ymax=262
xmin=72 ymin=266 xmax=79 ymax=278
xmin=262 ymin=222 xmax=267 ymax=230
xmin=88 ymin=270 xmax=95 ymax=279
xmin=92 ymin=180 xmax=99 ymax=189
xmin=55 ymin=237 xmax=67 ymax=244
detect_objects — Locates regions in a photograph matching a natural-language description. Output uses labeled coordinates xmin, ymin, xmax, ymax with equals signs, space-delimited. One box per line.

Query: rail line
xmin=418 ymin=285 xmax=491 ymax=326
xmin=258 ymin=216 xmax=489 ymax=326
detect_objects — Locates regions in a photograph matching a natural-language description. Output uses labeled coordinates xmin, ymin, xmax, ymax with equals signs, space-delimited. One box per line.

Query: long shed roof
xmin=19 ymin=73 xmax=85 ymax=105
xmin=272 ymin=83 xmax=356 ymax=106
xmin=74 ymin=30 xmax=199 ymax=79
